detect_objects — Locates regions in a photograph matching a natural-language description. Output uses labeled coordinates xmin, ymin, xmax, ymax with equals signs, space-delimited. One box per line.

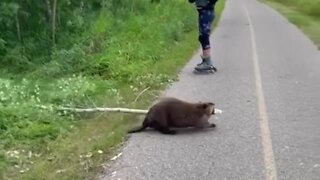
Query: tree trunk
xmin=131 ymin=0 xmax=134 ymax=12
xmin=15 ymin=10 xmax=25 ymax=56
xmin=45 ymin=0 xmax=56 ymax=45
xmin=15 ymin=13 xmax=21 ymax=43
xmin=52 ymin=0 xmax=57 ymax=45
xmin=57 ymin=5 xmax=61 ymax=26
xmin=45 ymin=0 xmax=52 ymax=23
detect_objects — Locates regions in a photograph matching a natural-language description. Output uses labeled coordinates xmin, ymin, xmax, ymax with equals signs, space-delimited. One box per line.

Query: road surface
xmin=101 ymin=0 xmax=320 ymax=179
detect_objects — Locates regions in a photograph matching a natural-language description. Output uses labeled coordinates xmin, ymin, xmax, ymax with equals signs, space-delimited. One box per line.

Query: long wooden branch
xmin=57 ymin=107 xmax=148 ymax=114
xmin=37 ymin=105 xmax=222 ymax=114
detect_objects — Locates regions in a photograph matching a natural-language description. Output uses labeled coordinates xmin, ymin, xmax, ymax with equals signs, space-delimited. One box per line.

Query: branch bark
xmin=58 ymin=107 xmax=148 ymax=114
xmin=36 ymin=105 xmax=223 ymax=115
xmin=36 ymin=105 xmax=149 ymax=114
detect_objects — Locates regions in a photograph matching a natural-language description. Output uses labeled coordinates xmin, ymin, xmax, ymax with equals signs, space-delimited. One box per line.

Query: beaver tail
xmin=127 ymin=116 xmax=149 ymax=133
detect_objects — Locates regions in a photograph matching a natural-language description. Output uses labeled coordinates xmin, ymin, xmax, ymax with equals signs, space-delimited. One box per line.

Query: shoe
xmin=195 ymin=56 xmax=217 ymax=72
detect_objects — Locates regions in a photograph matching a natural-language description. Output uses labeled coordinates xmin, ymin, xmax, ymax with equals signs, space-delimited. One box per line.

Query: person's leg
xmin=199 ymin=9 xmax=212 ymax=57
xmin=195 ymin=9 xmax=217 ymax=71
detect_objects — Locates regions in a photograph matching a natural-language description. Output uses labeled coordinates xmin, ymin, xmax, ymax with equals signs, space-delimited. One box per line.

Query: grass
xmin=262 ymin=0 xmax=320 ymax=49
xmin=0 ymin=0 xmax=226 ymax=179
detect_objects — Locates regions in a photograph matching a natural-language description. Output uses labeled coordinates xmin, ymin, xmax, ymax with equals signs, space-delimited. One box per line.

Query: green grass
xmin=0 ymin=0 xmax=226 ymax=179
xmin=262 ymin=0 xmax=320 ymax=49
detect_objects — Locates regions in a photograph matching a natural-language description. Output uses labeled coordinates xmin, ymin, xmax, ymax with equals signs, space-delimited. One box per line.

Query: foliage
xmin=0 ymin=0 xmax=226 ymax=179
xmin=268 ymin=0 xmax=320 ymax=17
xmin=264 ymin=0 xmax=320 ymax=48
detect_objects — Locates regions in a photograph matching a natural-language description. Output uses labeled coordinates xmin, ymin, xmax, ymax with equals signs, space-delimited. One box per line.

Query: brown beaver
xmin=128 ymin=97 xmax=216 ymax=135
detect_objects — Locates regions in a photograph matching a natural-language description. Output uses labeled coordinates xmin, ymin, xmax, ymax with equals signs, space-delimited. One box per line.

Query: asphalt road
xmin=101 ymin=0 xmax=320 ymax=179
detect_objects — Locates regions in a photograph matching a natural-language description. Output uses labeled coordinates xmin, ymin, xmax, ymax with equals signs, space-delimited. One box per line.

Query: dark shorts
xmin=198 ymin=9 xmax=215 ymax=50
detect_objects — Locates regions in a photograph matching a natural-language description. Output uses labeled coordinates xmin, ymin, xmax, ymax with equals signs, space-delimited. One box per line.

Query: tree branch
xmin=36 ymin=105 xmax=223 ymax=115
xmin=58 ymin=107 xmax=148 ymax=114
xmin=134 ymin=87 xmax=150 ymax=102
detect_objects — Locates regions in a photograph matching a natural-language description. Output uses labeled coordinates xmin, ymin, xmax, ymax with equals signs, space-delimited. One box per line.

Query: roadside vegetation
xmin=263 ymin=0 xmax=320 ymax=48
xmin=0 ymin=0 xmax=225 ymax=179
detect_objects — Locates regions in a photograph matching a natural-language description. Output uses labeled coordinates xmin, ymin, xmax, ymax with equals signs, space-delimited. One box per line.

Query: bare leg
xmin=202 ymin=48 xmax=211 ymax=58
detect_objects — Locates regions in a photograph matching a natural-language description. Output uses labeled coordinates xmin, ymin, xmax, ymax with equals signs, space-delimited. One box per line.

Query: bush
xmin=270 ymin=0 xmax=320 ymax=17
xmin=0 ymin=0 xmax=221 ymax=178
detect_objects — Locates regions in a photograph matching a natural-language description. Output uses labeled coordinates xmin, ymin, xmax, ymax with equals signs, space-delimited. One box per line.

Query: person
xmin=188 ymin=0 xmax=218 ymax=72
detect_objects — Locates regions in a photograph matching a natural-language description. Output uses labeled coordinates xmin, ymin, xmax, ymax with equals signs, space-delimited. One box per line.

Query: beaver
xmin=128 ymin=97 xmax=216 ymax=135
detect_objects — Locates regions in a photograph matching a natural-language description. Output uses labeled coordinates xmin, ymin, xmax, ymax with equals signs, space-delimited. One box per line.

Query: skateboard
xmin=193 ymin=66 xmax=217 ymax=74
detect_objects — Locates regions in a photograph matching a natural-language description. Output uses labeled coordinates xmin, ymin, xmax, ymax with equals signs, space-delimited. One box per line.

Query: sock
xmin=201 ymin=56 xmax=212 ymax=65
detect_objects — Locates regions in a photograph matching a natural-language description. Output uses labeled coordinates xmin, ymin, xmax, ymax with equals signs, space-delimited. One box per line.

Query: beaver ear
xmin=204 ymin=104 xmax=209 ymax=109
xmin=197 ymin=103 xmax=208 ymax=109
